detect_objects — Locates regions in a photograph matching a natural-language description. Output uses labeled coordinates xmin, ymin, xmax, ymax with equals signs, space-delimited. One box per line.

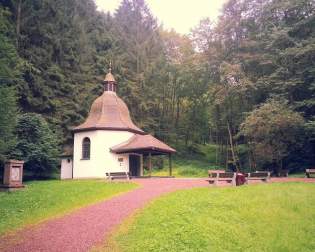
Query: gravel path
xmin=0 ymin=178 xmax=207 ymax=252
xmin=1 ymin=177 xmax=314 ymax=252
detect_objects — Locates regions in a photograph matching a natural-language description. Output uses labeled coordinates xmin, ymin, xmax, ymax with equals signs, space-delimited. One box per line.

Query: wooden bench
xmin=245 ymin=171 xmax=270 ymax=184
xmin=206 ymin=170 xmax=237 ymax=186
xmin=106 ymin=172 xmax=130 ymax=180
xmin=305 ymin=169 xmax=315 ymax=178
xmin=277 ymin=170 xmax=289 ymax=177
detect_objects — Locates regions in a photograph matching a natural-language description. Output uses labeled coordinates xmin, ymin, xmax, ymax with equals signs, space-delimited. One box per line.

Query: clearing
xmin=112 ymin=183 xmax=315 ymax=252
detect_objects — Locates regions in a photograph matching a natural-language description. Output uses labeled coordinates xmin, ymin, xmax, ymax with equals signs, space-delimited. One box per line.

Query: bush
xmin=240 ymin=99 xmax=305 ymax=173
xmin=11 ymin=113 xmax=59 ymax=178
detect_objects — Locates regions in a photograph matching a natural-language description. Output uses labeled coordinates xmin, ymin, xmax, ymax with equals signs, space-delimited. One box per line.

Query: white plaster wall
xmin=60 ymin=158 xmax=73 ymax=179
xmin=73 ymin=130 xmax=134 ymax=178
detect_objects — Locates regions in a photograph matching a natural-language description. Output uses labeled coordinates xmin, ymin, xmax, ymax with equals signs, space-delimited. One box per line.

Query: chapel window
xmin=82 ymin=137 xmax=91 ymax=159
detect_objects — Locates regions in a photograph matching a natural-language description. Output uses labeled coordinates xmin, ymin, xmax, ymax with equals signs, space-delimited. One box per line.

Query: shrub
xmin=240 ymin=99 xmax=305 ymax=173
xmin=11 ymin=113 xmax=59 ymax=178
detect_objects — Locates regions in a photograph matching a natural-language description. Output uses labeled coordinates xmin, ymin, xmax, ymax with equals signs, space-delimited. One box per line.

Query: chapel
xmin=60 ymin=66 xmax=175 ymax=179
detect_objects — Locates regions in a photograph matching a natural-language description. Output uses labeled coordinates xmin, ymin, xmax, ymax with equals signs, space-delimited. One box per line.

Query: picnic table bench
xmin=305 ymin=169 xmax=315 ymax=178
xmin=106 ymin=172 xmax=130 ymax=180
xmin=206 ymin=170 xmax=237 ymax=186
xmin=245 ymin=171 xmax=270 ymax=184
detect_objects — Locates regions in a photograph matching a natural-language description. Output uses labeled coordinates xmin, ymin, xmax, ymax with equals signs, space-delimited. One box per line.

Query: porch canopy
xmin=111 ymin=134 xmax=176 ymax=176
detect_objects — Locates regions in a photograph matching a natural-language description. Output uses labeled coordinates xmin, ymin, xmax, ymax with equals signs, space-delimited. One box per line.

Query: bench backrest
xmin=218 ymin=172 xmax=236 ymax=178
xmin=106 ymin=172 xmax=129 ymax=176
xmin=248 ymin=171 xmax=270 ymax=178
xmin=208 ymin=170 xmax=225 ymax=178
xmin=208 ymin=170 xmax=236 ymax=179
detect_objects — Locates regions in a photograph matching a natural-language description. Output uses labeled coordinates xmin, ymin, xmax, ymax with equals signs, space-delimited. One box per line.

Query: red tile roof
xmin=111 ymin=134 xmax=176 ymax=154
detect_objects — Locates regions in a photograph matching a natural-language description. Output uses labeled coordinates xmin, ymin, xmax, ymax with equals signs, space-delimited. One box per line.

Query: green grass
xmin=152 ymin=144 xmax=220 ymax=178
xmin=151 ymin=145 xmax=222 ymax=178
xmin=0 ymin=180 xmax=137 ymax=235
xmin=151 ymin=158 xmax=216 ymax=177
xmin=112 ymin=183 xmax=315 ymax=252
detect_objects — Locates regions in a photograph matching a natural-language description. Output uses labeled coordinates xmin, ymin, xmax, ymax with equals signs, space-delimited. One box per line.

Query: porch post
xmin=169 ymin=153 xmax=172 ymax=176
xmin=140 ymin=154 xmax=144 ymax=176
xmin=148 ymin=152 xmax=152 ymax=177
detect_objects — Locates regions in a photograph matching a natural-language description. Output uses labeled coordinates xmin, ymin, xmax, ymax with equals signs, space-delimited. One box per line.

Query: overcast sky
xmin=95 ymin=0 xmax=227 ymax=34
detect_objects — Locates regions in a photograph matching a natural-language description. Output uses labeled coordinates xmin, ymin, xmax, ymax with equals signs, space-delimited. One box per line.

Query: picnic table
xmin=245 ymin=171 xmax=271 ymax=184
xmin=206 ymin=170 xmax=246 ymax=186
xmin=206 ymin=170 xmax=236 ymax=186
xmin=306 ymin=169 xmax=315 ymax=178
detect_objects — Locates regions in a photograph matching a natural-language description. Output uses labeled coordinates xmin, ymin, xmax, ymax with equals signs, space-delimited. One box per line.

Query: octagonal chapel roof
xmin=73 ymin=69 xmax=144 ymax=134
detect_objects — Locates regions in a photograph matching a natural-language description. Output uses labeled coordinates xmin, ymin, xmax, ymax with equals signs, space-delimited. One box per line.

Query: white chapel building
xmin=61 ymin=67 xmax=175 ymax=179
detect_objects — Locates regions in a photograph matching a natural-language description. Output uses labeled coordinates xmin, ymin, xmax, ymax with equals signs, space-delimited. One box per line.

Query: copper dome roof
xmin=73 ymin=92 xmax=144 ymax=134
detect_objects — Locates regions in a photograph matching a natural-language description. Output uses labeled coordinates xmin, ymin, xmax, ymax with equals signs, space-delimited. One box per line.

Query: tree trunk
xmin=16 ymin=0 xmax=22 ymax=48
xmin=227 ymin=121 xmax=239 ymax=172
xmin=215 ymin=130 xmax=219 ymax=167
xmin=226 ymin=138 xmax=229 ymax=170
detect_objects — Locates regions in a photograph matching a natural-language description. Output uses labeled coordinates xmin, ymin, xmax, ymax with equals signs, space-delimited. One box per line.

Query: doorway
xmin=129 ymin=155 xmax=141 ymax=176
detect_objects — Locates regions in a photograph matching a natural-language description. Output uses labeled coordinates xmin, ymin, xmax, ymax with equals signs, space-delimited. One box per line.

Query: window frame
xmin=81 ymin=137 xmax=91 ymax=160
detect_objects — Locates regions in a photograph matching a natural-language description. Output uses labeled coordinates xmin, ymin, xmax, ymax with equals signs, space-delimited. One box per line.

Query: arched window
xmin=82 ymin=137 xmax=90 ymax=159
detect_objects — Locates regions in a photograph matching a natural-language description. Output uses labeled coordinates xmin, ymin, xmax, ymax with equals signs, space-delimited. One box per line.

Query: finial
xmin=109 ymin=60 xmax=112 ymax=73
xmin=104 ymin=60 xmax=116 ymax=83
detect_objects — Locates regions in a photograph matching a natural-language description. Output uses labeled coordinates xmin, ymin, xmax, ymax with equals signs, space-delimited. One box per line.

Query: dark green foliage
xmin=0 ymin=86 xmax=18 ymax=182
xmin=0 ymin=6 xmax=19 ymax=85
xmin=192 ymin=0 xmax=315 ymax=170
xmin=240 ymin=99 xmax=305 ymax=172
xmin=1 ymin=0 xmax=315 ymax=174
xmin=2 ymin=0 xmax=114 ymax=144
xmin=0 ymin=5 xmax=19 ymax=178
xmin=0 ymin=86 xmax=18 ymax=162
xmin=12 ymin=113 xmax=59 ymax=178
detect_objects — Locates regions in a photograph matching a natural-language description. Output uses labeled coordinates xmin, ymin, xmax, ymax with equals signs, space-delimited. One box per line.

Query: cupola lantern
xmin=103 ymin=62 xmax=117 ymax=92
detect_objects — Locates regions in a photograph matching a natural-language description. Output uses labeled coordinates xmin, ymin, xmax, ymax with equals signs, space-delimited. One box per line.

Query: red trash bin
xmin=236 ymin=173 xmax=246 ymax=186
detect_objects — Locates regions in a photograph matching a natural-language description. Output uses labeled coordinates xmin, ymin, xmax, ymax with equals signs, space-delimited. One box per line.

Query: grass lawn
xmin=151 ymin=158 xmax=218 ymax=178
xmin=0 ymin=180 xmax=137 ymax=235
xmin=110 ymin=183 xmax=315 ymax=252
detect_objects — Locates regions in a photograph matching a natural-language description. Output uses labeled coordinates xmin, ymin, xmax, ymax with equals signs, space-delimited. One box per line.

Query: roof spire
xmin=104 ymin=61 xmax=115 ymax=82
xmin=109 ymin=60 xmax=112 ymax=73
xmin=104 ymin=60 xmax=116 ymax=92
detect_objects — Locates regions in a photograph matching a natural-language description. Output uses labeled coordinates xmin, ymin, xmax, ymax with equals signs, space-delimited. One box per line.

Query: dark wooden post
xmin=148 ymin=152 xmax=152 ymax=177
xmin=169 ymin=153 xmax=172 ymax=177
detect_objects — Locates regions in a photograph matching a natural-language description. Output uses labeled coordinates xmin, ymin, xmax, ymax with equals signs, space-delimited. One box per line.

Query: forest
xmin=0 ymin=0 xmax=314 ymax=176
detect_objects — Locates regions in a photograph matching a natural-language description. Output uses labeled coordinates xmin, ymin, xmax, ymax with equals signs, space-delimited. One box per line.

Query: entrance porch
xmin=128 ymin=152 xmax=174 ymax=177
xmin=111 ymin=134 xmax=176 ymax=177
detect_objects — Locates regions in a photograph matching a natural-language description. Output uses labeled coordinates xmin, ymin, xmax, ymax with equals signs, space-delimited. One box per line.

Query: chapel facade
xmin=60 ymin=67 xmax=175 ymax=179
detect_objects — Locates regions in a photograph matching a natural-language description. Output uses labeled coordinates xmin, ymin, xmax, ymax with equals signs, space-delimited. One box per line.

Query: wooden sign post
xmin=0 ymin=160 xmax=25 ymax=192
